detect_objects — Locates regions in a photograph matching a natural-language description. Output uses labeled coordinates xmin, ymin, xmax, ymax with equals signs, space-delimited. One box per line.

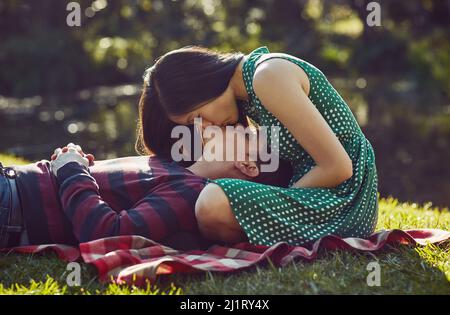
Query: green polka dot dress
xmin=211 ymin=46 xmax=379 ymax=247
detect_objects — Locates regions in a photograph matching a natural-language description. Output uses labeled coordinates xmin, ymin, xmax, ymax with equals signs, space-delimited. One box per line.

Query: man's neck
xmin=187 ymin=161 xmax=217 ymax=179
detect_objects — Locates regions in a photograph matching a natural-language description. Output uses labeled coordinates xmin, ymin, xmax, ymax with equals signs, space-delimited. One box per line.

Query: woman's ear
xmin=233 ymin=161 xmax=260 ymax=178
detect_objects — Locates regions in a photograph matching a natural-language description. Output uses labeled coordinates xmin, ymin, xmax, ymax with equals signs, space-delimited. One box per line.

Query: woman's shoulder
xmin=254 ymin=52 xmax=307 ymax=69
xmin=252 ymin=53 xmax=311 ymax=95
xmin=254 ymin=51 xmax=322 ymax=81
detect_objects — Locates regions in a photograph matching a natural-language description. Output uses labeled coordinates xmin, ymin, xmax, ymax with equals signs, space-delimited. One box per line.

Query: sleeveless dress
xmin=211 ymin=46 xmax=379 ymax=247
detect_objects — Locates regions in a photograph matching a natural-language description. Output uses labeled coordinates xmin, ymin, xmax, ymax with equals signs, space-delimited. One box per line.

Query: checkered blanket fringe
xmin=2 ymin=229 xmax=449 ymax=286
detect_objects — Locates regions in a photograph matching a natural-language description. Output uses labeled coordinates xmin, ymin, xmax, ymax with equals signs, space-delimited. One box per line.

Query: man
xmin=0 ymin=127 xmax=292 ymax=250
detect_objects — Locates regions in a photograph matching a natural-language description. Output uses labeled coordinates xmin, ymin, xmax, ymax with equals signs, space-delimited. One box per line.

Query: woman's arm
xmin=252 ymin=58 xmax=353 ymax=188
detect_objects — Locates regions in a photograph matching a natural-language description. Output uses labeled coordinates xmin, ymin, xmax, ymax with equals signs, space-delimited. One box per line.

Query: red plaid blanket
xmin=2 ymin=229 xmax=449 ymax=286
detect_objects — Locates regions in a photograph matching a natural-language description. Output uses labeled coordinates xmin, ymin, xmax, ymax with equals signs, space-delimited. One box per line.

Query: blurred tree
xmin=0 ymin=0 xmax=448 ymax=105
xmin=0 ymin=0 xmax=449 ymax=205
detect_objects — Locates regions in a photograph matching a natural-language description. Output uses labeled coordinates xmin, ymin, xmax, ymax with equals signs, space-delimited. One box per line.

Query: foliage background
xmin=0 ymin=0 xmax=449 ymax=206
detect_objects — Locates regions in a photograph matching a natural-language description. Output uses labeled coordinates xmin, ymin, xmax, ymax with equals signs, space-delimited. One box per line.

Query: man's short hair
xmin=175 ymin=124 xmax=294 ymax=188
xmin=253 ymin=157 xmax=293 ymax=188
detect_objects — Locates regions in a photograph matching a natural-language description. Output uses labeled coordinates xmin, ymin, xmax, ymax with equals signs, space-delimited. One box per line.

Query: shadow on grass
xmin=151 ymin=242 xmax=450 ymax=294
xmin=0 ymin=241 xmax=448 ymax=294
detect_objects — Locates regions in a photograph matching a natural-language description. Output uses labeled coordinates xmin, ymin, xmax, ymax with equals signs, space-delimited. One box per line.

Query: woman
xmin=136 ymin=45 xmax=378 ymax=246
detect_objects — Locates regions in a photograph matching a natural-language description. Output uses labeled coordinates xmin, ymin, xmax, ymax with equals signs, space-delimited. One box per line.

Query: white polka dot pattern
xmin=212 ymin=46 xmax=379 ymax=246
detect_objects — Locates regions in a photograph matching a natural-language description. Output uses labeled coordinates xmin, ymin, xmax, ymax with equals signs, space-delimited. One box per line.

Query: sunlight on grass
xmin=377 ymin=196 xmax=449 ymax=230
xmin=0 ymin=197 xmax=447 ymax=295
xmin=414 ymin=244 xmax=450 ymax=282
xmin=0 ymin=276 xmax=182 ymax=295
xmin=0 ymin=153 xmax=30 ymax=166
xmin=0 ymin=153 xmax=448 ymax=294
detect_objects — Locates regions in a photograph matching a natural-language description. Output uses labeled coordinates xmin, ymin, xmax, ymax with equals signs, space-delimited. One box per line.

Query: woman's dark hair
xmin=136 ymin=45 xmax=245 ymax=159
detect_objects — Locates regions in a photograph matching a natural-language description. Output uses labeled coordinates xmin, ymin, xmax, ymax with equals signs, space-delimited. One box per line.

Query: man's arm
xmin=51 ymin=143 xmax=191 ymax=243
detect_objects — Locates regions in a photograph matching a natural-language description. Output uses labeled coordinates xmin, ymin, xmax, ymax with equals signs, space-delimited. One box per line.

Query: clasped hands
xmin=50 ymin=143 xmax=95 ymax=176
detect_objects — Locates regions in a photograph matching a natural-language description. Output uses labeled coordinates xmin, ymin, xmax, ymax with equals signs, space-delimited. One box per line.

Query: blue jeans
xmin=0 ymin=165 xmax=13 ymax=244
xmin=0 ymin=162 xmax=29 ymax=247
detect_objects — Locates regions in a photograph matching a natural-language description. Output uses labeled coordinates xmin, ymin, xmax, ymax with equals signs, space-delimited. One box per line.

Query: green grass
xmin=0 ymin=155 xmax=449 ymax=295
xmin=0 ymin=153 xmax=30 ymax=166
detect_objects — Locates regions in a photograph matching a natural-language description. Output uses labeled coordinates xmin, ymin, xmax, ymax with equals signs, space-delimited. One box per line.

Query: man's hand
xmin=50 ymin=143 xmax=95 ymax=177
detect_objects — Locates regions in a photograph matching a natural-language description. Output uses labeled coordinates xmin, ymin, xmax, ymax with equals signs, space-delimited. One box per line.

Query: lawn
xmin=0 ymin=154 xmax=449 ymax=295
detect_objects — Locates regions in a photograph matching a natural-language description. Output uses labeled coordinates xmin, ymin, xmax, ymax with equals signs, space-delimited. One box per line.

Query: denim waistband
xmin=0 ymin=172 xmax=11 ymax=227
xmin=0 ymin=162 xmax=28 ymax=247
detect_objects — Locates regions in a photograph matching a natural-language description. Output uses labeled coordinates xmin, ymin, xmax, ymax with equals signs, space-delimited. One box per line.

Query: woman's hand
xmin=50 ymin=143 xmax=95 ymax=177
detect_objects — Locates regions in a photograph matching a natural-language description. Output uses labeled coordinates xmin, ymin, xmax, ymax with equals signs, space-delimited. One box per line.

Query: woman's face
xmin=169 ymin=85 xmax=240 ymax=129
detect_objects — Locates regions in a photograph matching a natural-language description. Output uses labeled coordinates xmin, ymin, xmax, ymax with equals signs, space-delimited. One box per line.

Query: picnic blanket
xmin=1 ymin=229 xmax=449 ymax=286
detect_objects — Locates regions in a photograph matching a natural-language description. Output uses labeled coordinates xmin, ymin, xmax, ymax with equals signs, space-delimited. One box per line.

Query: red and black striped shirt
xmin=13 ymin=156 xmax=209 ymax=247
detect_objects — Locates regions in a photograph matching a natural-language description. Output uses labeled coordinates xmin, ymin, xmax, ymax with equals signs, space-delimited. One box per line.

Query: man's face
xmin=192 ymin=124 xmax=261 ymax=180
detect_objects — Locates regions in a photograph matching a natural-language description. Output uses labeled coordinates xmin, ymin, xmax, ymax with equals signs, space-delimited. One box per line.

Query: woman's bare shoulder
xmin=253 ymin=53 xmax=310 ymax=95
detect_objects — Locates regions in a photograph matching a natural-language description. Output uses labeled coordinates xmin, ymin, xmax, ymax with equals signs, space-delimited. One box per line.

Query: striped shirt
xmin=13 ymin=156 xmax=210 ymax=247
